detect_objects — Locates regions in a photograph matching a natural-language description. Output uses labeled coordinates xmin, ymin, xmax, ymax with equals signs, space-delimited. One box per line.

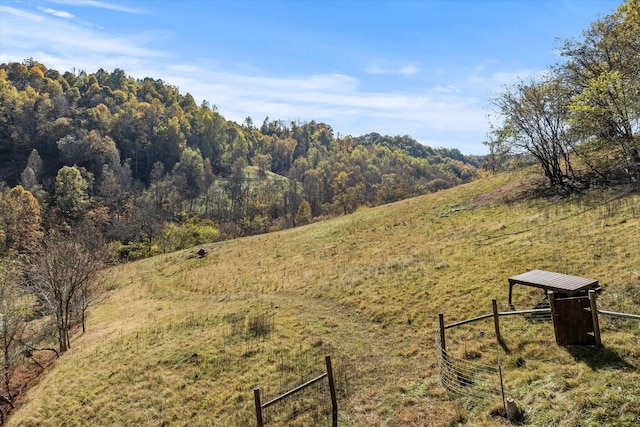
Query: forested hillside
xmin=0 ymin=61 xmax=479 ymax=258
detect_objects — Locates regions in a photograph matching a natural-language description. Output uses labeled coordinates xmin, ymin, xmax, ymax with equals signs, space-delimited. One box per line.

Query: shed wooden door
xmin=550 ymin=296 xmax=596 ymax=346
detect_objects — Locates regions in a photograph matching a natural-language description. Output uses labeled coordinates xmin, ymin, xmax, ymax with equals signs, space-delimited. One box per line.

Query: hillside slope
xmin=10 ymin=170 xmax=640 ymax=426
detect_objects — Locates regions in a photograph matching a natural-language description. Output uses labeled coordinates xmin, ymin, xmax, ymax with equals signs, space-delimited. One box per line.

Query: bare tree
xmin=0 ymin=257 xmax=28 ymax=407
xmin=492 ymin=75 xmax=577 ymax=191
xmin=26 ymin=232 xmax=105 ymax=353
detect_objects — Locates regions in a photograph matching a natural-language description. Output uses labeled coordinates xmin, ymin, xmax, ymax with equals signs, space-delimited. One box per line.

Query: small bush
xmin=114 ymin=241 xmax=155 ymax=261
xmin=246 ymin=313 xmax=274 ymax=338
xmin=158 ymin=217 xmax=220 ymax=253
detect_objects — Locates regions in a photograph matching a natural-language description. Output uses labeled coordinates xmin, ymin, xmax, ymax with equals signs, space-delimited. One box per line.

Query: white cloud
xmin=0 ymin=6 xmax=167 ymax=63
xmin=0 ymin=6 xmax=45 ymax=21
xmin=48 ymin=0 xmax=146 ymax=14
xmin=365 ymin=63 xmax=421 ymax=76
xmin=39 ymin=7 xmax=75 ymax=19
xmin=469 ymin=69 xmax=547 ymax=89
xmin=398 ymin=64 xmax=421 ymax=76
xmin=491 ymin=71 xmax=535 ymax=85
xmin=434 ymin=85 xmax=460 ymax=93
xmin=158 ymin=63 xmax=488 ymax=147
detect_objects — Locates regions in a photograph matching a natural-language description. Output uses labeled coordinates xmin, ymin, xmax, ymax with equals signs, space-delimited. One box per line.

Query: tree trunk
xmin=58 ymin=326 xmax=67 ymax=353
xmin=3 ymin=336 xmax=12 ymax=401
xmin=81 ymin=307 xmax=86 ymax=334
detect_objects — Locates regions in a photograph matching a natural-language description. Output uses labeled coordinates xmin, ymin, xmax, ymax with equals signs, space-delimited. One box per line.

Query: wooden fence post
xmin=439 ymin=313 xmax=446 ymax=353
xmin=589 ymin=289 xmax=602 ymax=347
xmin=492 ymin=298 xmax=502 ymax=344
xmin=254 ymin=387 xmax=263 ymax=427
xmin=325 ymin=355 xmax=338 ymax=427
xmin=506 ymin=397 xmax=519 ymax=421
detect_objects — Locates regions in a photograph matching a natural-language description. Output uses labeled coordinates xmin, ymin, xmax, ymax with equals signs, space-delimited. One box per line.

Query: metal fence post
xmin=325 ymin=355 xmax=338 ymax=427
xmin=439 ymin=313 xmax=446 ymax=353
xmin=499 ymin=362 xmax=506 ymax=410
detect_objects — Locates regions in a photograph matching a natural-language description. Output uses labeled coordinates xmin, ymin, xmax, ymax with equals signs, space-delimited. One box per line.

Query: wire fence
xmin=434 ymin=297 xmax=556 ymax=404
xmin=435 ymin=291 xmax=640 ymax=402
xmin=520 ymin=299 xmax=553 ymax=322
xmin=254 ymin=356 xmax=338 ymax=427
xmin=255 ymin=374 xmax=333 ymax=427
xmin=434 ymin=332 xmax=505 ymax=402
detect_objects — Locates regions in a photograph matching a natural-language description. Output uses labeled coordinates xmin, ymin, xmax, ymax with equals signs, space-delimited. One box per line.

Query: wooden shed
xmin=508 ymin=270 xmax=601 ymax=346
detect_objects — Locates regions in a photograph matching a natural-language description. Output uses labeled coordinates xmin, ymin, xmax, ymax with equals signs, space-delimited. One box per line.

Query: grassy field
xmin=9 ymin=169 xmax=640 ymax=426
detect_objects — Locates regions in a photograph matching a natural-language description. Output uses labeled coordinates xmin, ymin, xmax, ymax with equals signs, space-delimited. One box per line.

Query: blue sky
xmin=0 ymin=0 xmax=622 ymax=155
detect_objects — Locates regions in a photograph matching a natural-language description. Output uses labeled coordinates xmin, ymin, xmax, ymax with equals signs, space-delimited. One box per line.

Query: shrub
xmin=245 ymin=313 xmax=274 ymax=338
xmin=157 ymin=217 xmax=220 ymax=253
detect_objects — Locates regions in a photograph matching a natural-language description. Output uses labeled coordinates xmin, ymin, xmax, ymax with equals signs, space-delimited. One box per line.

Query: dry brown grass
xmin=7 ymin=168 xmax=640 ymax=426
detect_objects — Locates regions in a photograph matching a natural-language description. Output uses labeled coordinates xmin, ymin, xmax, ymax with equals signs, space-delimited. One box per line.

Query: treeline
xmin=487 ymin=0 xmax=639 ymax=192
xmin=0 ymin=59 xmax=474 ymax=416
xmin=0 ymin=59 xmax=479 ymax=259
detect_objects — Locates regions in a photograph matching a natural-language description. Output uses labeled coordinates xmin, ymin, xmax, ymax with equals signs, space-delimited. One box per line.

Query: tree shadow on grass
xmin=565 ymin=345 xmax=637 ymax=371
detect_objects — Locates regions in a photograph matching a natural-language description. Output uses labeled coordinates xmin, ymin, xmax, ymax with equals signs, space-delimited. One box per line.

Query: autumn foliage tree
xmin=54 ymin=166 xmax=90 ymax=222
xmin=491 ymin=0 xmax=639 ymax=189
xmin=561 ymin=0 xmax=640 ymax=183
xmin=0 ymin=185 xmax=43 ymax=256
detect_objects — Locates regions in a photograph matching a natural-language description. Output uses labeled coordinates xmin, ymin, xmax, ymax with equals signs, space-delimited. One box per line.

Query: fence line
xmin=259 ymin=372 xmax=328 ymax=410
xmin=444 ymin=313 xmax=493 ymax=329
xmin=599 ymin=310 xmax=640 ymax=320
xmin=435 ymin=332 xmax=505 ymax=402
xmin=436 ymin=298 xmax=553 ymax=404
xmin=436 ymin=292 xmax=640 ymax=401
xmin=440 ymin=299 xmax=552 ymax=352
xmin=498 ymin=308 xmax=551 ymax=317
xmin=254 ymin=355 xmax=337 ymax=427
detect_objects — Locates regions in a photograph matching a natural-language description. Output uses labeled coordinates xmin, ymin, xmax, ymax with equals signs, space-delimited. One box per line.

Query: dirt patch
xmin=472 ymin=173 xmax=551 ymax=208
xmin=1 ymin=350 xmax=58 ymax=423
